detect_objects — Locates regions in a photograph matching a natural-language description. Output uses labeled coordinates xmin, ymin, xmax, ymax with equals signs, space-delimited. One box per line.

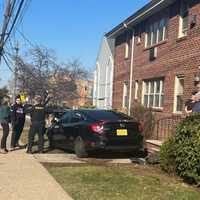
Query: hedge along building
xmin=106 ymin=0 xmax=200 ymax=140
xmin=93 ymin=36 xmax=115 ymax=109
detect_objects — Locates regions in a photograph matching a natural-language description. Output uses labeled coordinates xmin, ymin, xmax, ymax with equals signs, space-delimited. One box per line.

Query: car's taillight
xmin=138 ymin=122 xmax=144 ymax=133
xmin=89 ymin=120 xmax=108 ymax=134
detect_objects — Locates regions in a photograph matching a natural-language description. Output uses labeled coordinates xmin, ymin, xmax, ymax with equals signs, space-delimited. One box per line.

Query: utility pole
xmin=0 ymin=0 xmax=12 ymax=63
xmin=13 ymin=41 xmax=19 ymax=103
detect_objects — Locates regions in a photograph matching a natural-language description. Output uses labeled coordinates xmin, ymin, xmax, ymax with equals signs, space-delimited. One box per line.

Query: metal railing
xmin=155 ymin=115 xmax=185 ymax=141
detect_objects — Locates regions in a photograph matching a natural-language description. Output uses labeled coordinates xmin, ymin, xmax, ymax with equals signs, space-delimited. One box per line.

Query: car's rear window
xmin=82 ymin=110 xmax=132 ymax=121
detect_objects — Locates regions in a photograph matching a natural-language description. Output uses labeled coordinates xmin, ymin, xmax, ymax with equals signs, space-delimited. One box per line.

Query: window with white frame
xmin=122 ymin=83 xmax=128 ymax=108
xmin=125 ymin=42 xmax=129 ymax=59
xmin=174 ymin=76 xmax=184 ymax=113
xmin=143 ymin=79 xmax=164 ymax=108
xmin=179 ymin=0 xmax=189 ymax=38
xmin=134 ymin=81 xmax=139 ymax=99
xmin=145 ymin=18 xmax=168 ymax=47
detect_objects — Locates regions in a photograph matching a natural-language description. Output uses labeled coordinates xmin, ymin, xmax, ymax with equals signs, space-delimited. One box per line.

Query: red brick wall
xmin=113 ymin=31 xmax=132 ymax=109
xmin=113 ymin=0 xmax=200 ymax=117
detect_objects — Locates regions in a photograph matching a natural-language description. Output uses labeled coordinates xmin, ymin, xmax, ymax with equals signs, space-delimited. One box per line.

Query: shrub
xmin=160 ymin=137 xmax=176 ymax=173
xmin=131 ymin=103 xmax=155 ymax=139
xmin=160 ymin=113 xmax=200 ymax=184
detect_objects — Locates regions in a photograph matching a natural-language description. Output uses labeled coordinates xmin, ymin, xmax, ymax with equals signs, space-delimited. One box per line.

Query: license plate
xmin=116 ymin=129 xmax=128 ymax=136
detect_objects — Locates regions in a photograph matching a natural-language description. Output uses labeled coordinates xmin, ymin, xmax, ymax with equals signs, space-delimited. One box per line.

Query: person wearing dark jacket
xmin=10 ymin=96 xmax=26 ymax=150
xmin=0 ymin=100 xmax=11 ymax=154
xmin=185 ymin=91 xmax=197 ymax=114
xmin=27 ymin=95 xmax=48 ymax=154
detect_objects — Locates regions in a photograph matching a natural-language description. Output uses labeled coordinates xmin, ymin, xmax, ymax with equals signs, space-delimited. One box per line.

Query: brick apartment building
xmin=104 ymin=0 xmax=200 ymax=141
xmin=106 ymin=0 xmax=200 ymax=124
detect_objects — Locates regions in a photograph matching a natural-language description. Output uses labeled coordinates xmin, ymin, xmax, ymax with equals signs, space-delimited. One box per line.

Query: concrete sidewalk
xmin=0 ymin=131 xmax=73 ymax=200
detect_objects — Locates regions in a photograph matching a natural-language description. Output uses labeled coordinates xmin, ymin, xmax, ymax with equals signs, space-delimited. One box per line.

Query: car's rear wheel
xmin=74 ymin=137 xmax=88 ymax=158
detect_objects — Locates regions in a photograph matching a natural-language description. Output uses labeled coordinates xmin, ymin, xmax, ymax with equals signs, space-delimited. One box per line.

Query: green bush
xmin=160 ymin=137 xmax=176 ymax=173
xmin=160 ymin=114 xmax=200 ymax=184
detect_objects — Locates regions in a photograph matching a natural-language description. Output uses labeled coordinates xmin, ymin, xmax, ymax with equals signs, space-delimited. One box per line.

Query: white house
xmin=93 ymin=36 xmax=114 ymax=109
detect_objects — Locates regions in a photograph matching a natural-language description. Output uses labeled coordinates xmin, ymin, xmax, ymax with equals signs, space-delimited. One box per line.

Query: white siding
xmin=93 ymin=37 xmax=114 ymax=109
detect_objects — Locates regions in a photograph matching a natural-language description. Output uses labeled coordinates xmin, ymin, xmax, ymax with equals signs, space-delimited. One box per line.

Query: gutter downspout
xmin=128 ymin=29 xmax=135 ymax=115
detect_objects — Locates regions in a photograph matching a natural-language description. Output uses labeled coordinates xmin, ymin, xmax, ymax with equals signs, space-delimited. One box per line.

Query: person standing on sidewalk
xmin=27 ymin=95 xmax=47 ymax=154
xmin=10 ymin=96 xmax=26 ymax=150
xmin=0 ymin=99 xmax=11 ymax=154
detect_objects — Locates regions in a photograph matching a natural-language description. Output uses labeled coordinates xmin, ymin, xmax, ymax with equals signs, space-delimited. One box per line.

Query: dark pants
xmin=11 ymin=119 xmax=25 ymax=148
xmin=27 ymin=122 xmax=45 ymax=152
xmin=1 ymin=122 xmax=9 ymax=149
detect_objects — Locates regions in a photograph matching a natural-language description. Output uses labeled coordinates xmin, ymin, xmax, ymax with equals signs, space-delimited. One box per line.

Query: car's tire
xmin=74 ymin=137 xmax=88 ymax=158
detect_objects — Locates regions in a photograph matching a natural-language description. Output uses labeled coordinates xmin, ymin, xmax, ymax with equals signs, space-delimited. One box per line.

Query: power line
xmin=2 ymin=53 xmax=14 ymax=72
xmin=4 ymin=50 xmax=47 ymax=86
xmin=17 ymin=29 xmax=61 ymax=70
xmin=3 ymin=0 xmax=26 ymax=49
xmin=0 ymin=0 xmax=27 ymax=62
xmin=14 ymin=0 xmax=31 ymax=30
xmin=8 ymin=0 xmax=32 ymax=43
xmin=0 ymin=0 xmax=13 ymax=60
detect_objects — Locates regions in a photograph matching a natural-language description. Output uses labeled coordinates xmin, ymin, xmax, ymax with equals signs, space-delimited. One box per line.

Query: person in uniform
xmin=26 ymin=95 xmax=47 ymax=154
xmin=10 ymin=96 xmax=26 ymax=150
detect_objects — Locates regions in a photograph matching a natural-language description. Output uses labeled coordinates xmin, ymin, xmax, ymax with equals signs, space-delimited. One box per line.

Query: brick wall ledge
xmin=176 ymin=36 xmax=187 ymax=43
xmin=146 ymin=140 xmax=163 ymax=146
xmin=144 ymin=40 xmax=168 ymax=51
xmin=151 ymin=108 xmax=163 ymax=112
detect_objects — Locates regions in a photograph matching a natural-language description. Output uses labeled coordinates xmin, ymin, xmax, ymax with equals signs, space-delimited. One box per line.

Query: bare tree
xmin=16 ymin=46 xmax=91 ymax=106
xmin=48 ymin=59 xmax=91 ymax=106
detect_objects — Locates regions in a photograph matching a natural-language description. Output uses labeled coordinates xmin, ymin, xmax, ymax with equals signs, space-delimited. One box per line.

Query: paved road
xmin=0 ymin=129 xmax=73 ymax=200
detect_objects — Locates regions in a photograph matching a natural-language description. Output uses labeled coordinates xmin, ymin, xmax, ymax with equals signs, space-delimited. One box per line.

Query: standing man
xmin=10 ymin=96 xmax=26 ymax=150
xmin=27 ymin=95 xmax=47 ymax=154
xmin=0 ymin=99 xmax=11 ymax=153
xmin=185 ymin=91 xmax=197 ymax=114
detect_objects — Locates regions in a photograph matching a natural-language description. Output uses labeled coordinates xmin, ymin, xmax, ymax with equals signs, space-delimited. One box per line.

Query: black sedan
xmin=47 ymin=109 xmax=144 ymax=158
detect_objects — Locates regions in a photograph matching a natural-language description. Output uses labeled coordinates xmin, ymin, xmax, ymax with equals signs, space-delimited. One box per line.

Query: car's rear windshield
xmin=82 ymin=110 xmax=133 ymax=121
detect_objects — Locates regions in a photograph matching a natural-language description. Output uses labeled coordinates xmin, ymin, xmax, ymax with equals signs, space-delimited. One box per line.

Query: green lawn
xmin=45 ymin=165 xmax=200 ymax=200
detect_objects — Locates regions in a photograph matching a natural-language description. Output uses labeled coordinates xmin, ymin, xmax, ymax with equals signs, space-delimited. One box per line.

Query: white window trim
xmin=96 ymin=62 xmax=100 ymax=107
xmin=109 ymin=56 xmax=114 ymax=109
xmin=145 ymin=18 xmax=167 ymax=47
xmin=104 ymin=57 xmax=114 ymax=109
xmin=125 ymin=42 xmax=129 ymax=59
xmin=134 ymin=81 xmax=139 ymax=100
xmin=122 ymin=83 xmax=128 ymax=108
xmin=93 ymin=70 xmax=97 ymax=106
xmin=104 ymin=64 xmax=109 ymax=108
xmin=142 ymin=79 xmax=164 ymax=109
xmin=178 ymin=1 xmax=189 ymax=38
xmin=173 ymin=76 xmax=184 ymax=114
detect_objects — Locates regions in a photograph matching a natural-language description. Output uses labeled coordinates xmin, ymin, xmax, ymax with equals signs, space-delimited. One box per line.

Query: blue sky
xmin=0 ymin=0 xmax=149 ymax=86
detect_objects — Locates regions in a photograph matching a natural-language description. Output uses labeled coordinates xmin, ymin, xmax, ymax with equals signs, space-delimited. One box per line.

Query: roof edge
xmin=105 ymin=0 xmax=169 ymax=38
